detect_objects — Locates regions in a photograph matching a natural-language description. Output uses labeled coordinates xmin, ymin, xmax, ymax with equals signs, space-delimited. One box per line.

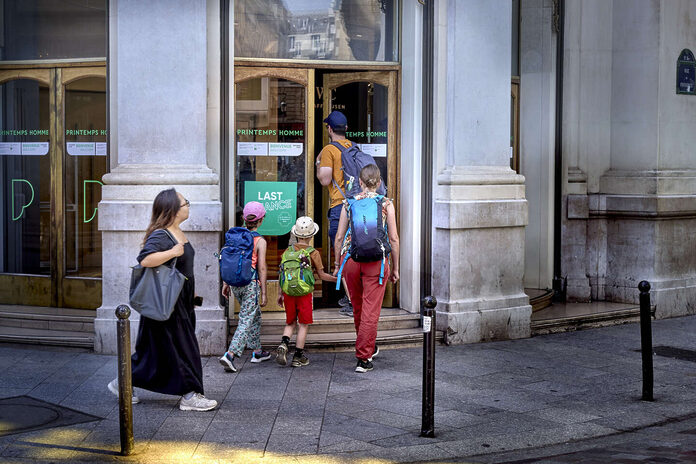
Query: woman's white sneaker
xmin=107 ymin=378 xmax=139 ymax=404
xmin=179 ymin=393 xmax=217 ymax=411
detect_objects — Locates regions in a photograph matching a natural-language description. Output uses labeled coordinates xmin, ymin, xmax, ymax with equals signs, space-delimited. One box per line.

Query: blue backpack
xmin=331 ymin=141 xmax=386 ymax=198
xmin=218 ymin=227 xmax=260 ymax=287
xmin=335 ymin=195 xmax=391 ymax=289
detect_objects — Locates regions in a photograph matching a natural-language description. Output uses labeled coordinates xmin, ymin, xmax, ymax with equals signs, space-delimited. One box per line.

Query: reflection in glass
xmin=0 ymin=79 xmax=50 ymax=275
xmin=330 ymin=81 xmax=389 ymax=191
xmin=65 ymin=77 xmax=107 ymax=278
xmin=236 ymin=77 xmax=306 ymax=279
xmin=1 ymin=0 xmax=107 ymax=60
xmin=235 ymin=0 xmax=399 ymax=62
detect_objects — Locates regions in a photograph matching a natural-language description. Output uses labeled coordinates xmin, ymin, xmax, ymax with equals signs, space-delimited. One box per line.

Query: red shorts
xmin=283 ymin=293 xmax=313 ymax=325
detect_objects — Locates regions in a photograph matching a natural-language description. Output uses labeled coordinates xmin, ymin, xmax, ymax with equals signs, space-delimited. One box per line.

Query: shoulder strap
xmin=159 ymin=229 xmax=179 ymax=268
xmin=330 ymin=141 xmax=348 ymax=153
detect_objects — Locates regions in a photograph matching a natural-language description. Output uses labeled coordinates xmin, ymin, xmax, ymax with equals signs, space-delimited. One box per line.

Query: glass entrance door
xmin=321 ymin=71 xmax=399 ymax=307
xmin=0 ymin=66 xmax=107 ymax=309
xmin=233 ymin=67 xmax=315 ymax=311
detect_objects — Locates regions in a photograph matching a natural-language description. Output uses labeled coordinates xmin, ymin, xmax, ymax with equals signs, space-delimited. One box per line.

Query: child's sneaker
xmin=251 ymin=350 xmax=271 ymax=363
xmin=291 ymin=353 xmax=309 ymax=367
xmin=355 ymin=359 xmax=374 ymax=373
xmin=219 ymin=352 xmax=237 ymax=372
xmin=276 ymin=343 xmax=288 ymax=366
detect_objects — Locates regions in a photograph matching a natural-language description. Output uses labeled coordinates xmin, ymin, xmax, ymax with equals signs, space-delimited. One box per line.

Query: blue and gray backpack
xmin=335 ymin=195 xmax=391 ymax=288
xmin=218 ymin=227 xmax=260 ymax=287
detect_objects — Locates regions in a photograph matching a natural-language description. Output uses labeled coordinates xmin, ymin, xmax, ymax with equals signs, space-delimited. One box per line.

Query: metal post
xmin=115 ymin=305 xmax=134 ymax=455
xmin=421 ymin=296 xmax=437 ymax=437
xmin=638 ymin=281 xmax=654 ymax=401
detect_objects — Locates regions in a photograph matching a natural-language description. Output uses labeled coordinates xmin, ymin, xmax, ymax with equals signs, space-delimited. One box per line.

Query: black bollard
xmin=115 ymin=305 xmax=134 ymax=456
xmin=638 ymin=281 xmax=654 ymax=401
xmin=421 ymin=296 xmax=437 ymax=437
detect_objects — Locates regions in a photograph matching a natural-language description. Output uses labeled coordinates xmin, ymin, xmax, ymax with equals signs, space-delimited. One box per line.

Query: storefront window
xmin=0 ymin=78 xmax=51 ymax=275
xmin=235 ymin=77 xmax=307 ymax=279
xmin=1 ymin=0 xmax=107 ymax=61
xmin=64 ymin=77 xmax=107 ymax=278
xmin=235 ymin=0 xmax=399 ymax=62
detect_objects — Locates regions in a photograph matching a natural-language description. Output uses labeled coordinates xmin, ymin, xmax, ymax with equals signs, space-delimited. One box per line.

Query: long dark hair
xmin=143 ymin=188 xmax=180 ymax=243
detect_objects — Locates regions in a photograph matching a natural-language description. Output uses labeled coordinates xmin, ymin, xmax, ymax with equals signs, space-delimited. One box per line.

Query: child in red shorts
xmin=276 ymin=217 xmax=337 ymax=367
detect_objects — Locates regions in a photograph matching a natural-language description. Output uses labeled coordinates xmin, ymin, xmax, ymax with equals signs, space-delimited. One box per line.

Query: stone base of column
xmin=95 ymin=165 xmax=225 ymax=355
xmin=432 ymin=166 xmax=532 ymax=344
xmin=596 ymin=170 xmax=696 ymax=319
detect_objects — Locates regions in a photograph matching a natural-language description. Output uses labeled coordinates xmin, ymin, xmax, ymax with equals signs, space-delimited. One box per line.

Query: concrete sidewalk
xmin=1 ymin=315 xmax=696 ymax=463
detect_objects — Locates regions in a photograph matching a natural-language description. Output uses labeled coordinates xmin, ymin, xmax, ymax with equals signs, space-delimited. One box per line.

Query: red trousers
xmin=342 ymin=258 xmax=390 ymax=360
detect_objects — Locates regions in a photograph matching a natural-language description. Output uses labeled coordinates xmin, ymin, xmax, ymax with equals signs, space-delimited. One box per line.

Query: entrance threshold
xmin=531 ymin=301 xmax=645 ymax=335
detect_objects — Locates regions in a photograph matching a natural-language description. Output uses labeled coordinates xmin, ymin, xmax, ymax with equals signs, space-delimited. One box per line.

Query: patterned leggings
xmin=227 ymin=281 xmax=262 ymax=356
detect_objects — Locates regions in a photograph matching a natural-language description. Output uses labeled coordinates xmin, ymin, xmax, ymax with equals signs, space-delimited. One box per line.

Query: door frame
xmin=0 ymin=64 xmax=106 ymax=309
xmin=322 ymin=71 xmax=400 ymax=307
xmin=232 ymin=66 xmax=316 ymax=311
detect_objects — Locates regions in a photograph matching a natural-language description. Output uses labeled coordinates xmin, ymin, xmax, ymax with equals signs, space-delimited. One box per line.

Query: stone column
xmin=433 ymin=0 xmax=531 ymax=343
xmin=596 ymin=0 xmax=696 ymax=318
xmin=94 ymin=0 xmax=225 ymax=354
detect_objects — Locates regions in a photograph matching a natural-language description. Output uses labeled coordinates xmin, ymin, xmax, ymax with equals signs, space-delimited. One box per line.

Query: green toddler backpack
xmin=279 ymin=245 xmax=316 ymax=297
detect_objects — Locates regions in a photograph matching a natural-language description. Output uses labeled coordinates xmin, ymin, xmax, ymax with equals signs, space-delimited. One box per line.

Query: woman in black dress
xmin=108 ymin=188 xmax=217 ymax=411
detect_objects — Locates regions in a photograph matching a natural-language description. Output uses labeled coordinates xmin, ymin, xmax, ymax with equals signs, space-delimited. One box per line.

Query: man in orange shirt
xmin=316 ymin=110 xmax=353 ymax=316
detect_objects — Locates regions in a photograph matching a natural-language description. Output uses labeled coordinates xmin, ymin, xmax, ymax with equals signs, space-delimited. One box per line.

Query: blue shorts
xmin=328 ymin=205 xmax=342 ymax=250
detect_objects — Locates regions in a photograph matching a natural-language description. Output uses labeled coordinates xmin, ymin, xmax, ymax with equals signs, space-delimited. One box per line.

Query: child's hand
xmin=277 ymin=294 xmax=284 ymax=306
xmin=332 ymin=267 xmax=339 ymax=277
xmin=221 ymin=283 xmax=230 ymax=299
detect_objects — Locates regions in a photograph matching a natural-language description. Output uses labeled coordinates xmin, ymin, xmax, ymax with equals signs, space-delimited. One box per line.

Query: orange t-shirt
xmin=251 ymin=236 xmax=262 ymax=269
xmin=318 ymin=139 xmax=352 ymax=208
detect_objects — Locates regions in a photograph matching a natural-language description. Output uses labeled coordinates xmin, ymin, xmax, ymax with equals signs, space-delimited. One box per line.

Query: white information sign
xmin=237 ymin=142 xmax=268 ymax=156
xmin=268 ymin=143 xmax=303 ymax=156
xmin=359 ymin=143 xmax=387 ymax=158
xmin=422 ymin=315 xmax=432 ymax=333
xmin=67 ymin=142 xmax=96 ymax=156
xmin=0 ymin=142 xmax=22 ymax=155
xmin=21 ymin=142 xmax=49 ymax=156
xmin=95 ymin=142 xmax=107 ymax=156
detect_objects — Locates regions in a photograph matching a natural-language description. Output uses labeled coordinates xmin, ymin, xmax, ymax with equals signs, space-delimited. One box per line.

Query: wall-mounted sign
xmin=358 ymin=143 xmax=387 ymax=158
xmin=677 ymin=49 xmax=695 ymax=95
xmin=237 ymin=142 xmax=304 ymax=157
xmin=68 ymin=142 xmax=95 ymax=156
xmin=20 ymin=142 xmax=49 ymax=156
xmin=1 ymin=142 xmax=50 ymax=156
xmin=237 ymin=142 xmax=268 ymax=156
xmin=0 ymin=142 xmax=21 ymax=155
xmin=244 ymin=181 xmax=297 ymax=236
xmin=268 ymin=143 xmax=303 ymax=156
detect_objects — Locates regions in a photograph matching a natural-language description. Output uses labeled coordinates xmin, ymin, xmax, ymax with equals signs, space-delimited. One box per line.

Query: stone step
xmin=229 ymin=308 xmax=431 ymax=349
xmin=0 ymin=305 xmax=95 ymax=334
xmin=229 ymin=307 xmax=420 ymax=335
xmin=531 ymin=305 xmax=648 ymax=335
xmin=260 ymin=327 xmax=438 ymax=350
xmin=0 ymin=326 xmax=94 ymax=348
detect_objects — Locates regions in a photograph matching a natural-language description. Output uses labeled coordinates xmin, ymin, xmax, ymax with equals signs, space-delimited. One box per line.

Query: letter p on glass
xmin=11 ymin=179 xmax=35 ymax=221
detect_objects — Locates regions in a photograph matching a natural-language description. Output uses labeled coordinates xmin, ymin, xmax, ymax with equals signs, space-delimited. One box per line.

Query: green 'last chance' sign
xmin=244 ymin=181 xmax=297 ymax=236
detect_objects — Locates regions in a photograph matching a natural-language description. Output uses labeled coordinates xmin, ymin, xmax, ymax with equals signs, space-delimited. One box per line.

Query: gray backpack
xmin=330 ymin=141 xmax=386 ymax=198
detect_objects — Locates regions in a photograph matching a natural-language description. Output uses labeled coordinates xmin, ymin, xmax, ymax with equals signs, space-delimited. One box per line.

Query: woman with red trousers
xmin=333 ymin=164 xmax=400 ymax=373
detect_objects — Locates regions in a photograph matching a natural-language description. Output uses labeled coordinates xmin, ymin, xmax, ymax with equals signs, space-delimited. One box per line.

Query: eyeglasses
xmin=180 ymin=199 xmax=190 ymax=207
